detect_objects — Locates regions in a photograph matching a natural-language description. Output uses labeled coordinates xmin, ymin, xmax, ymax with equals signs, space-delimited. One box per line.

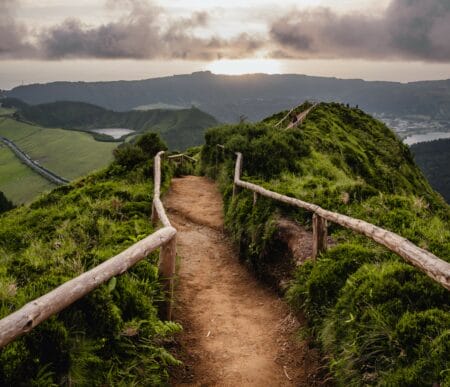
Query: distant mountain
xmin=10 ymin=100 xmax=218 ymax=150
xmin=5 ymin=72 xmax=450 ymax=122
xmin=411 ymin=138 xmax=450 ymax=203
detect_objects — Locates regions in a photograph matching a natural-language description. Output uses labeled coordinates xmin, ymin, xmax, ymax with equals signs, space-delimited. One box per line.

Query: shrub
xmin=0 ymin=145 xmax=179 ymax=385
xmin=201 ymin=102 xmax=450 ymax=386
xmin=287 ymin=243 xmax=389 ymax=326
xmin=202 ymin=122 xmax=310 ymax=179
xmin=323 ymin=262 xmax=450 ymax=384
xmin=113 ymin=132 xmax=167 ymax=170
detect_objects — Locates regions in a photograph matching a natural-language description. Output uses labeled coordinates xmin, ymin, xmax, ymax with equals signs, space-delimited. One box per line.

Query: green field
xmin=0 ymin=144 xmax=55 ymax=203
xmin=0 ymin=117 xmax=118 ymax=203
xmin=0 ymin=107 xmax=15 ymax=116
xmin=0 ymin=118 xmax=117 ymax=180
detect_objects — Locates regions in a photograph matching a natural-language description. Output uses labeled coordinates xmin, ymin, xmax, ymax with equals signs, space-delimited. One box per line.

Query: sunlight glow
xmin=207 ymin=59 xmax=282 ymax=75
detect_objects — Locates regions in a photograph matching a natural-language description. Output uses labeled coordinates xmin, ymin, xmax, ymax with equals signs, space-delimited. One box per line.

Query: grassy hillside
xmin=411 ymin=138 xmax=450 ymax=203
xmin=0 ymin=133 xmax=180 ymax=385
xmin=0 ymin=145 xmax=56 ymax=203
xmin=15 ymin=101 xmax=219 ymax=150
xmin=0 ymin=117 xmax=118 ymax=203
xmin=201 ymin=102 xmax=450 ymax=385
xmin=0 ymin=118 xmax=117 ymax=180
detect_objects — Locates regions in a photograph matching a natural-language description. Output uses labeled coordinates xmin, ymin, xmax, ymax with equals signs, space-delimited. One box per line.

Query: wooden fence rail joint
xmin=0 ymin=150 xmax=177 ymax=349
xmin=230 ymin=151 xmax=450 ymax=290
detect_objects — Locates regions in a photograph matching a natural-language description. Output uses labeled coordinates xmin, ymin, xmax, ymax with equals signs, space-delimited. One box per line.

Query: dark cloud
xmin=3 ymin=0 xmax=450 ymax=62
xmin=39 ymin=1 xmax=164 ymax=59
xmin=270 ymin=0 xmax=450 ymax=61
xmin=0 ymin=0 xmax=36 ymax=58
xmin=1 ymin=0 xmax=262 ymax=60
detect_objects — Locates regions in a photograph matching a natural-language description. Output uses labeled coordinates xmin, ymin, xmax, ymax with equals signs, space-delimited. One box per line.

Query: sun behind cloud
xmin=207 ymin=59 xmax=282 ymax=75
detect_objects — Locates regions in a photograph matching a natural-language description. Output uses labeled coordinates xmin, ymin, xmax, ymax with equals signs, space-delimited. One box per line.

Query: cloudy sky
xmin=1 ymin=0 xmax=450 ymax=89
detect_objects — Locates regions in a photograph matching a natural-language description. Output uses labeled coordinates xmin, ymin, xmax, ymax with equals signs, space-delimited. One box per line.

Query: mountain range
xmin=4 ymin=72 xmax=450 ymax=123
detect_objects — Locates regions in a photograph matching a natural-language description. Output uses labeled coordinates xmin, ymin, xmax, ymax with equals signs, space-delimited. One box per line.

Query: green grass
xmin=0 ymin=133 xmax=180 ymax=385
xmin=0 ymin=107 xmax=15 ymax=117
xmin=0 ymin=117 xmax=117 ymax=180
xmin=0 ymin=145 xmax=56 ymax=204
xmin=201 ymin=102 xmax=450 ymax=385
xmin=16 ymin=101 xmax=219 ymax=150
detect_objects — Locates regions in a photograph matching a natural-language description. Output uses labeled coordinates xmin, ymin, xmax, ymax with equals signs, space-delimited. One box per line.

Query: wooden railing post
xmin=233 ymin=153 xmax=243 ymax=198
xmin=253 ymin=192 xmax=258 ymax=206
xmin=158 ymin=235 xmax=177 ymax=320
xmin=225 ymin=147 xmax=450 ymax=289
xmin=151 ymin=202 xmax=159 ymax=225
xmin=312 ymin=213 xmax=328 ymax=259
xmin=0 ymin=227 xmax=177 ymax=348
xmin=151 ymin=153 xmax=161 ymax=225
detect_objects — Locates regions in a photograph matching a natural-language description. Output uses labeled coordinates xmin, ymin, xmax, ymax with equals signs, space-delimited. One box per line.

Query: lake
xmin=91 ymin=128 xmax=135 ymax=139
xmin=404 ymin=132 xmax=450 ymax=146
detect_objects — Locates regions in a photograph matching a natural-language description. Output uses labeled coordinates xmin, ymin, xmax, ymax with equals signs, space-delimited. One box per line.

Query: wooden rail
xmin=151 ymin=151 xmax=177 ymax=320
xmin=168 ymin=154 xmax=197 ymax=163
xmin=232 ymin=152 xmax=450 ymax=290
xmin=0 ymin=151 xmax=177 ymax=348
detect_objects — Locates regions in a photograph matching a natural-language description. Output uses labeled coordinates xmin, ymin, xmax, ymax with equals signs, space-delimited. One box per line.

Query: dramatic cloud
xmin=0 ymin=0 xmax=262 ymax=60
xmin=0 ymin=0 xmax=36 ymax=58
xmin=270 ymin=0 xmax=450 ymax=62
xmin=2 ymin=0 xmax=450 ymax=62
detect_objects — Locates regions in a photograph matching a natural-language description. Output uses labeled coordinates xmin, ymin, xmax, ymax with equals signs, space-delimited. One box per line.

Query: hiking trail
xmin=165 ymin=176 xmax=323 ymax=386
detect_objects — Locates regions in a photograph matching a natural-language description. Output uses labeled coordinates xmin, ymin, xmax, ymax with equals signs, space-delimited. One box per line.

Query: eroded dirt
xmin=165 ymin=176 xmax=324 ymax=386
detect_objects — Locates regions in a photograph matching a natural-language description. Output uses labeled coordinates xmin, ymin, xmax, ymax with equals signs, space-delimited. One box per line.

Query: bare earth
xmin=165 ymin=176 xmax=323 ymax=386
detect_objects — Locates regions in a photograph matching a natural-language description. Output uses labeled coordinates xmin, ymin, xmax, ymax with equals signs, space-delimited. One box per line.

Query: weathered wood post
xmin=312 ymin=213 xmax=328 ymax=259
xmin=151 ymin=202 xmax=159 ymax=225
xmin=233 ymin=152 xmax=243 ymax=199
xmin=253 ymin=192 xmax=258 ymax=206
xmin=151 ymin=153 xmax=161 ymax=225
xmin=158 ymin=235 xmax=177 ymax=320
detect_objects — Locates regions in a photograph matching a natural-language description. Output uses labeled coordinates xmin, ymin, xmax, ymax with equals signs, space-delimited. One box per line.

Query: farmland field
xmin=0 ymin=117 xmax=117 ymax=180
xmin=0 ymin=107 xmax=15 ymax=116
xmin=0 ymin=144 xmax=55 ymax=203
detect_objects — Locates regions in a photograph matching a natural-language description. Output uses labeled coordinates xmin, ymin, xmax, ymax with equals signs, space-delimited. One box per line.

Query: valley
xmin=0 ymin=117 xmax=117 ymax=203
xmin=0 ymin=101 xmax=217 ymax=204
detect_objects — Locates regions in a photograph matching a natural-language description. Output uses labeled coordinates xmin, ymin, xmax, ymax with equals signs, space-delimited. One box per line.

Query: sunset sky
xmin=1 ymin=0 xmax=450 ymax=89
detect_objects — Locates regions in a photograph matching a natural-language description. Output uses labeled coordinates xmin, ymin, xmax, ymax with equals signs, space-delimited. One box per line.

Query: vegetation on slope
xmin=13 ymin=100 xmax=218 ymax=150
xmin=0 ymin=117 xmax=117 ymax=203
xmin=0 ymin=117 xmax=118 ymax=180
xmin=0 ymin=192 xmax=14 ymax=214
xmin=411 ymin=138 xmax=450 ymax=203
xmin=0 ymin=144 xmax=57 ymax=204
xmin=201 ymin=102 xmax=450 ymax=385
xmin=0 ymin=133 xmax=181 ymax=385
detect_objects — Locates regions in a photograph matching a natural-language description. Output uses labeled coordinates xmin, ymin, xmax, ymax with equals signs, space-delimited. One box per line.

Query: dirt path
xmin=165 ymin=176 xmax=323 ymax=386
xmin=287 ymin=103 xmax=318 ymax=129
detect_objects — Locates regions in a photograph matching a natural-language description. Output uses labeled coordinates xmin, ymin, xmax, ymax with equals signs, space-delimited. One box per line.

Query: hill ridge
xmin=5 ymin=72 xmax=450 ymax=122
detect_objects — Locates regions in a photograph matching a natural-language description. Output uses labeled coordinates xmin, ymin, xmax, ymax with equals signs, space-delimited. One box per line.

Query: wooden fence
xmin=0 ymin=151 xmax=176 ymax=348
xmin=232 ymin=152 xmax=450 ymax=290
